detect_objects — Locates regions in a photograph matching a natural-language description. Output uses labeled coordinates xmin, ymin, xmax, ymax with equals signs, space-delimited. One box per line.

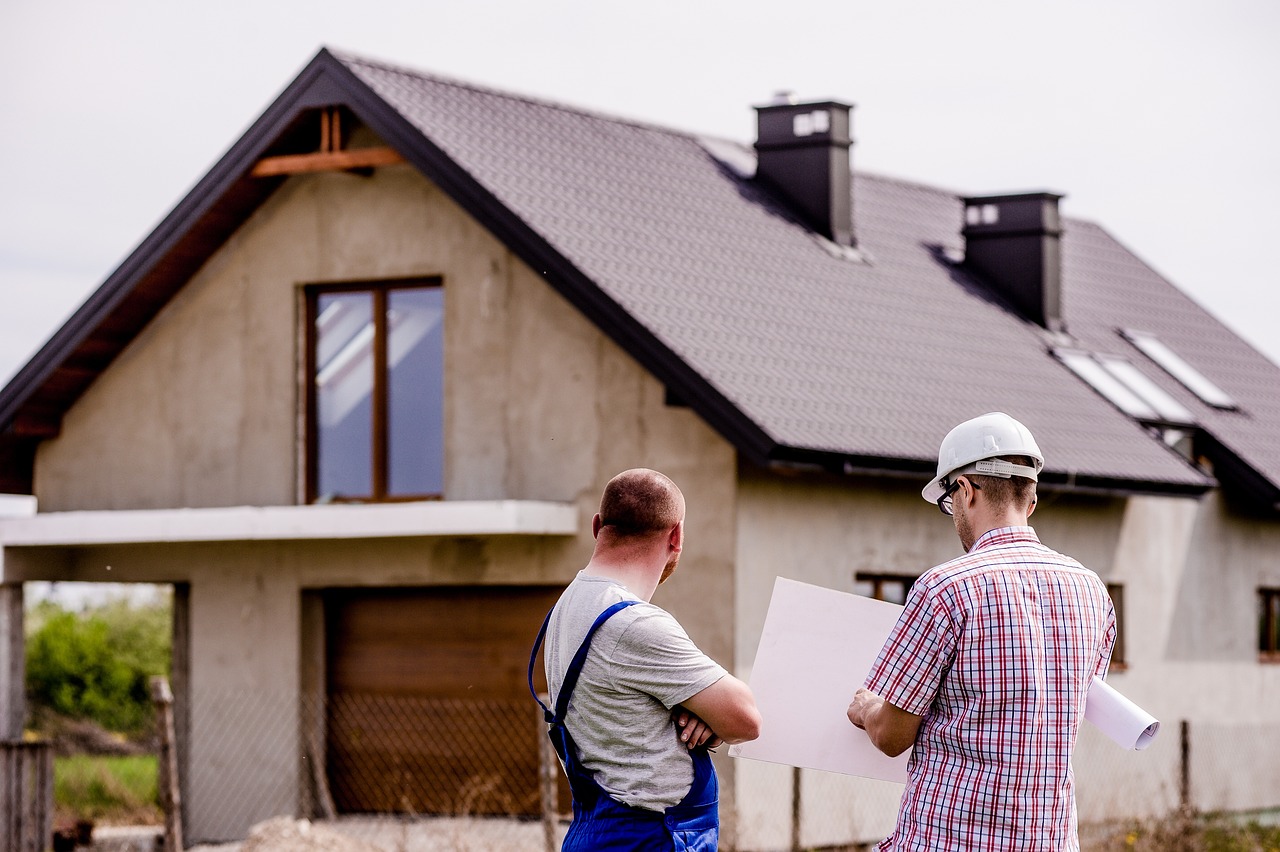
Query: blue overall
xmin=529 ymin=600 xmax=720 ymax=851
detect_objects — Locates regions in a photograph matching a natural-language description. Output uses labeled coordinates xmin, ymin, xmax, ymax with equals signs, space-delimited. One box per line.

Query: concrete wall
xmin=731 ymin=470 xmax=1011 ymax=849
xmin=30 ymin=160 xmax=738 ymax=635
xmin=730 ymin=470 xmax=1280 ymax=849
xmin=23 ymin=162 xmax=740 ymax=841
xmin=1076 ymin=491 xmax=1280 ymax=821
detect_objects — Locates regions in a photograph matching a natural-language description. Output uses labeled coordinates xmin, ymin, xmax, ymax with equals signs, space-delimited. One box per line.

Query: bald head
xmin=597 ymin=468 xmax=685 ymax=539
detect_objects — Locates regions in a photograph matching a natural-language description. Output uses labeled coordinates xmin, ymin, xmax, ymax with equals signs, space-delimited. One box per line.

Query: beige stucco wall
xmin=22 ymin=162 xmax=739 ymax=841
xmin=730 ymin=472 xmax=1280 ymax=849
xmin=1078 ymin=491 xmax=1280 ymax=820
xmin=31 ymin=160 xmax=737 ymax=626
xmin=730 ymin=471 xmax=1131 ymax=848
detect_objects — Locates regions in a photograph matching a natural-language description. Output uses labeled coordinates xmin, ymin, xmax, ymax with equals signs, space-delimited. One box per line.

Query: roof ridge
xmin=325 ymin=45 xmax=710 ymax=142
xmin=326 ymin=47 xmax=976 ymax=200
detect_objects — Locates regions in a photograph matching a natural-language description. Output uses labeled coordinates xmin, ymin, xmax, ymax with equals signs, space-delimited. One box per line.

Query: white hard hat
xmin=921 ymin=412 xmax=1045 ymax=504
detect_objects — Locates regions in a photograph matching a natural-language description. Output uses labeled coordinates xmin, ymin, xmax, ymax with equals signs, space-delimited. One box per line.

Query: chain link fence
xmin=171 ymin=690 xmax=568 ymax=850
xmin=738 ymin=719 xmax=1280 ymax=850
xmin=53 ymin=687 xmax=1280 ymax=852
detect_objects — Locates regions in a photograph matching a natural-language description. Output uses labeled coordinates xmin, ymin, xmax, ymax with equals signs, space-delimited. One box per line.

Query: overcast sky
xmin=2 ymin=0 xmax=1278 ymax=389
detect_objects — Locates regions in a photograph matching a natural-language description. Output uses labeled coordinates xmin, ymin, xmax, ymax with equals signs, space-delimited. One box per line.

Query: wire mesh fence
xmin=51 ymin=687 xmax=1280 ymax=852
xmin=172 ymin=689 xmax=569 ymax=850
xmin=737 ymin=719 xmax=1280 ymax=851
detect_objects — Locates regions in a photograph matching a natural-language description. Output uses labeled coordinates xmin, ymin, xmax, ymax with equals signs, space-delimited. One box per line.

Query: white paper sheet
xmin=728 ymin=577 xmax=910 ymax=783
xmin=729 ymin=576 xmax=1161 ymax=781
xmin=1085 ymin=675 xmax=1160 ymax=750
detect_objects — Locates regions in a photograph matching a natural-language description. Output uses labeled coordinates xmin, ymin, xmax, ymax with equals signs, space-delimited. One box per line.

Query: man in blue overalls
xmin=530 ymin=469 xmax=761 ymax=850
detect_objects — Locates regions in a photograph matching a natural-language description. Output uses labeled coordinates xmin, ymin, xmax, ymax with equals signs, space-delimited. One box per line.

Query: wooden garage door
xmin=325 ymin=585 xmax=564 ymax=816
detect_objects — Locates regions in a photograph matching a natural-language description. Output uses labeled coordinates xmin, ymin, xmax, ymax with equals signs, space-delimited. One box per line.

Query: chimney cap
xmin=753 ymin=95 xmax=855 ymax=113
xmin=961 ymin=190 xmax=1065 ymax=205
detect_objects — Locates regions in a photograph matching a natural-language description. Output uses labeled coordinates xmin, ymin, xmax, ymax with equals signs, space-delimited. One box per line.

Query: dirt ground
xmin=186 ymin=818 xmax=380 ymax=852
xmin=180 ymin=815 xmax=565 ymax=852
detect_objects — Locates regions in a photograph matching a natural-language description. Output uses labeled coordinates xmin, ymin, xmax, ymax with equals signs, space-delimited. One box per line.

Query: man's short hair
xmin=598 ymin=469 xmax=685 ymax=537
xmin=969 ymin=455 xmax=1038 ymax=511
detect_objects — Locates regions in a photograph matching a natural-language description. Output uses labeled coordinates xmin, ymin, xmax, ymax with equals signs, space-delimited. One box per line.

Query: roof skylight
xmin=1120 ymin=329 xmax=1238 ymax=410
xmin=1054 ymin=349 xmax=1196 ymax=426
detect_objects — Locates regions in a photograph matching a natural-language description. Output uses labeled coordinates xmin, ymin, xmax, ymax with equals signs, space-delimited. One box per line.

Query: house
xmin=1 ymin=47 xmax=1278 ymax=848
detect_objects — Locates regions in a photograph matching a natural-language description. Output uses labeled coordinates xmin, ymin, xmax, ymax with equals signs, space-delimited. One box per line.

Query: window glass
xmin=1054 ymin=350 xmax=1158 ymax=420
xmin=387 ymin=287 xmax=444 ymax=496
xmin=1122 ymin=329 xmax=1237 ymax=410
xmin=1096 ymin=356 xmax=1195 ymax=425
xmin=316 ymin=292 xmax=374 ymax=500
xmin=309 ymin=281 xmax=442 ymax=503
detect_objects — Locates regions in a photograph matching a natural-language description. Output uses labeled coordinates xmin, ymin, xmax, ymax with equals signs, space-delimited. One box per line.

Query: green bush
xmin=26 ymin=596 xmax=171 ymax=736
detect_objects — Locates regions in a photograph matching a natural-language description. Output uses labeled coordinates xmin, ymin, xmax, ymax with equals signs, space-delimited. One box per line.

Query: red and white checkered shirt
xmin=865 ymin=526 xmax=1116 ymax=852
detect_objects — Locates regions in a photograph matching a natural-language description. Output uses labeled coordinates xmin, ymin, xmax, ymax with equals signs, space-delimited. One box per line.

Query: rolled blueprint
xmin=1085 ymin=676 xmax=1159 ymax=750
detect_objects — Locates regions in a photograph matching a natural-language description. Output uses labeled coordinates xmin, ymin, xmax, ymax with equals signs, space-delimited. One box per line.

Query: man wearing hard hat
xmin=848 ymin=412 xmax=1116 ymax=851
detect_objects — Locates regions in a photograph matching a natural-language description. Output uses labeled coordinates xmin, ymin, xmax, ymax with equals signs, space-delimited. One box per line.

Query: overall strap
xmin=529 ymin=599 xmax=643 ymax=724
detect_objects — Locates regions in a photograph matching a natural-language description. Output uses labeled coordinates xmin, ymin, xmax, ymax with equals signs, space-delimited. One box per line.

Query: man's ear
xmin=669 ymin=521 xmax=683 ymax=553
xmin=592 ymin=513 xmax=603 ymax=539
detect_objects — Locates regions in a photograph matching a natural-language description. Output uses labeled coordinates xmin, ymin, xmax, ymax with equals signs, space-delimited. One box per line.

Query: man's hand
xmin=847 ymin=687 xmax=922 ymax=758
xmin=846 ymin=687 xmax=879 ymax=729
xmin=680 ymin=673 xmax=761 ymax=745
xmin=672 ymin=705 xmax=724 ymax=750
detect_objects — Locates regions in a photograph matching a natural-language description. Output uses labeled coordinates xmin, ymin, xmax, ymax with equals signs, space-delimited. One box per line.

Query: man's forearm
xmin=848 ymin=688 xmax=922 ymax=757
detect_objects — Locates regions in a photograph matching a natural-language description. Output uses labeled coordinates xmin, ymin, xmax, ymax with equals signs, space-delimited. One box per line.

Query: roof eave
xmin=765 ymin=445 xmax=1213 ymax=500
xmin=1197 ymin=432 xmax=1280 ymax=517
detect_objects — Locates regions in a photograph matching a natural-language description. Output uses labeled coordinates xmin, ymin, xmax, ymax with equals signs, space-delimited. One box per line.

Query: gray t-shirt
xmin=544 ymin=572 xmax=727 ymax=811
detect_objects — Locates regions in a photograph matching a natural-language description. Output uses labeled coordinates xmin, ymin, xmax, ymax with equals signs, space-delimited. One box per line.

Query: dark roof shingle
xmin=340 ymin=50 xmax=1224 ymax=494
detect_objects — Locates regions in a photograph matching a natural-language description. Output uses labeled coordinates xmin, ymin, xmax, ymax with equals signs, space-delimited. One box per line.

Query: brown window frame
xmin=303 ymin=277 xmax=444 ymax=504
xmin=1260 ymin=587 xmax=1280 ymax=663
xmin=854 ymin=572 xmax=917 ymax=605
xmin=1106 ymin=583 xmax=1127 ymax=671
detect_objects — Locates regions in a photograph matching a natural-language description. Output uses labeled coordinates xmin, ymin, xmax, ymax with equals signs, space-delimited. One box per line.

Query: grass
xmin=54 ymin=754 xmax=162 ymax=825
xmin=1088 ymin=810 xmax=1280 ymax=852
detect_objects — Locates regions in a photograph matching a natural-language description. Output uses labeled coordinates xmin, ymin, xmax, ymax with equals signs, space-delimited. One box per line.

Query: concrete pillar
xmin=0 ymin=583 xmax=24 ymax=739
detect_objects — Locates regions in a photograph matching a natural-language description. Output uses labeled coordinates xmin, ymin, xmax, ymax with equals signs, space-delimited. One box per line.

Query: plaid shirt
xmin=865 ymin=526 xmax=1116 ymax=852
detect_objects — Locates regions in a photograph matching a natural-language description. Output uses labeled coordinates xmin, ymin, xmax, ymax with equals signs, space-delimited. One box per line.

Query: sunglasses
xmin=936 ymin=477 xmax=981 ymax=516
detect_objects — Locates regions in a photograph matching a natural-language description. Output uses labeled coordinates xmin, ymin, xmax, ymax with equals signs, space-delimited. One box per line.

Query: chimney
xmin=962 ymin=191 xmax=1065 ymax=332
xmin=754 ymin=95 xmax=855 ymax=247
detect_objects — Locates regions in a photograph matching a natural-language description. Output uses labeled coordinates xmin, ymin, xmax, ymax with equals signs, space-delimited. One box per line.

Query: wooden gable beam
xmin=251 ymin=106 xmax=403 ymax=177
xmin=7 ymin=408 xmax=61 ymax=439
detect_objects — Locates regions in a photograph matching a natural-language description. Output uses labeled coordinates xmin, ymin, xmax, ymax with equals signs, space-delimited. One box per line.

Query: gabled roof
xmin=4 ymin=47 xmax=1277 ymax=511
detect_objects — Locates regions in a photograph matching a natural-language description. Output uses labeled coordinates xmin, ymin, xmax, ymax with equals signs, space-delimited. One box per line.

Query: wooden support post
xmin=790 ymin=765 xmax=802 ymax=852
xmin=151 ymin=677 xmax=183 ymax=852
xmin=1 ymin=741 xmax=52 ymax=852
xmin=1179 ymin=718 xmax=1190 ymax=813
xmin=536 ymin=694 xmax=558 ymax=852
xmin=0 ymin=585 xmax=25 ymax=741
